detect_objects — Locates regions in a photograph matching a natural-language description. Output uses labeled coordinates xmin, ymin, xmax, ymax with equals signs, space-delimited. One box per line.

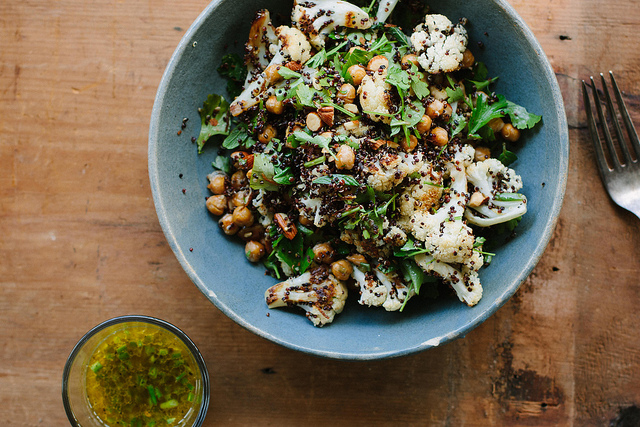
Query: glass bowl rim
xmin=62 ymin=315 xmax=210 ymax=427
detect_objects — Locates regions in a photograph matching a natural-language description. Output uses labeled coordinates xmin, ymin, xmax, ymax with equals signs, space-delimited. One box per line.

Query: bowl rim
xmin=62 ymin=315 xmax=210 ymax=425
xmin=148 ymin=0 xmax=569 ymax=360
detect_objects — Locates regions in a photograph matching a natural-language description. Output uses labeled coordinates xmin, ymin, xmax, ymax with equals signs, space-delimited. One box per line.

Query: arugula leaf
xmin=505 ymin=101 xmax=542 ymax=130
xmin=385 ymin=26 xmax=410 ymax=47
xmin=217 ymin=53 xmax=247 ymax=98
xmin=292 ymin=131 xmax=337 ymax=160
xmin=196 ymin=94 xmax=230 ymax=153
xmin=277 ymin=67 xmax=302 ymax=80
xmin=222 ymin=124 xmax=256 ymax=149
xmin=273 ymin=166 xmax=294 ymax=185
xmin=211 ymin=156 xmax=231 ymax=174
xmin=393 ymin=238 xmax=430 ymax=258
xmin=249 ymin=153 xmax=279 ymax=191
xmin=467 ymin=93 xmax=508 ymax=139
xmin=312 ymin=174 xmax=360 ymax=186
xmin=498 ymin=142 xmax=518 ymax=166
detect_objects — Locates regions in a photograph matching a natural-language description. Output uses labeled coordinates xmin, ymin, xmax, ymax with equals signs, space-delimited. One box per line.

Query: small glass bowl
xmin=62 ymin=315 xmax=210 ymax=426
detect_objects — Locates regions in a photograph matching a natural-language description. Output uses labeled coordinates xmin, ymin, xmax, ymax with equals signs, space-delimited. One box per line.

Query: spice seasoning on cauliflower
xmin=196 ymin=0 xmax=542 ymax=327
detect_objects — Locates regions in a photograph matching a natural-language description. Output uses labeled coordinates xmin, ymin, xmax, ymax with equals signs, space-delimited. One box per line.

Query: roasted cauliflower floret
xmin=362 ymin=151 xmax=425 ymax=192
xmin=414 ymin=253 xmax=482 ymax=307
xmin=275 ymin=25 xmax=312 ymax=64
xmin=465 ymin=158 xmax=527 ymax=227
xmin=358 ymin=71 xmax=393 ymax=124
xmin=291 ymin=0 xmax=372 ymax=49
xmin=265 ymin=269 xmax=348 ymax=327
xmin=410 ymin=14 xmax=468 ymax=74
xmin=398 ymin=166 xmax=443 ymax=229
xmin=351 ymin=266 xmax=413 ymax=311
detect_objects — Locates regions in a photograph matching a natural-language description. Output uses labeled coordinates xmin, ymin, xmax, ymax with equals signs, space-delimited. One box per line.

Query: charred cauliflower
xmin=410 ymin=14 xmax=468 ymax=74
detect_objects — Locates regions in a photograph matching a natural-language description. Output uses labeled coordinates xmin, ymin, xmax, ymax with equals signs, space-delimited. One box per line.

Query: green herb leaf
xmin=196 ymin=94 xmax=230 ymax=153
xmin=211 ymin=156 xmax=232 ymax=174
xmin=385 ymin=26 xmax=410 ymax=47
xmin=217 ymin=53 xmax=247 ymax=98
xmin=393 ymin=238 xmax=430 ymax=258
xmin=505 ymin=101 xmax=542 ymax=130
xmin=498 ymin=143 xmax=518 ymax=166
xmin=249 ymin=153 xmax=279 ymax=191
xmin=312 ymin=174 xmax=360 ymax=186
xmin=468 ymin=93 xmax=508 ymax=139
xmin=292 ymin=131 xmax=337 ymax=160
xmin=277 ymin=67 xmax=302 ymax=80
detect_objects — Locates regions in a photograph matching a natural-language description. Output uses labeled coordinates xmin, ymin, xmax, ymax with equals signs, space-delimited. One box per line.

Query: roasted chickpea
xmin=488 ymin=117 xmax=505 ymax=134
xmin=461 ymin=49 xmax=475 ymax=68
xmin=245 ymin=240 xmax=265 ymax=262
xmin=367 ymin=55 xmax=388 ymax=72
xmin=426 ymin=99 xmax=445 ymax=119
xmin=206 ymin=195 xmax=227 ymax=216
xmin=232 ymin=206 xmax=254 ymax=227
xmin=265 ymin=95 xmax=284 ymax=114
xmin=264 ymin=64 xmax=282 ymax=84
xmin=416 ymin=115 xmax=432 ymax=134
xmin=258 ymin=124 xmax=277 ymax=143
xmin=347 ymin=64 xmax=366 ymax=86
xmin=231 ymin=189 xmax=251 ymax=207
xmin=207 ymin=174 xmax=226 ymax=195
xmin=219 ymin=213 xmax=239 ymax=235
xmin=429 ymin=126 xmax=449 ymax=147
xmin=237 ymin=224 xmax=265 ymax=242
xmin=401 ymin=135 xmax=418 ymax=152
xmin=474 ymin=146 xmax=491 ymax=162
xmin=331 ymin=260 xmax=353 ymax=281
xmin=337 ymin=83 xmax=356 ymax=104
xmin=231 ymin=170 xmax=248 ymax=189
xmin=346 ymin=253 xmax=367 ymax=266
xmin=312 ymin=242 xmax=335 ymax=264
xmin=335 ymin=144 xmax=355 ymax=170
xmin=298 ymin=214 xmax=314 ymax=227
xmin=401 ymin=54 xmax=419 ymax=68
xmin=501 ymin=123 xmax=521 ymax=142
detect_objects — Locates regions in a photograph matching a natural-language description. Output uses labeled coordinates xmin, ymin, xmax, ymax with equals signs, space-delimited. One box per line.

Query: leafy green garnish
xmin=217 ymin=53 xmax=247 ymax=98
xmin=292 ymin=131 xmax=337 ymax=160
xmin=393 ymin=238 xmax=430 ymax=258
xmin=498 ymin=142 xmax=518 ymax=166
xmin=277 ymin=67 xmax=302 ymax=80
xmin=505 ymin=101 xmax=542 ymax=130
xmin=211 ymin=156 xmax=231 ymax=174
xmin=312 ymin=174 xmax=360 ymax=186
xmin=196 ymin=94 xmax=230 ymax=153
xmin=385 ymin=26 xmax=410 ymax=47
xmin=467 ymin=93 xmax=508 ymax=140
xmin=222 ymin=123 xmax=256 ymax=149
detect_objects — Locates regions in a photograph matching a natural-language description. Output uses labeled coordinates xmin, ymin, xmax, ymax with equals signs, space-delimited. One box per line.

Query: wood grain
xmin=1 ymin=0 xmax=640 ymax=425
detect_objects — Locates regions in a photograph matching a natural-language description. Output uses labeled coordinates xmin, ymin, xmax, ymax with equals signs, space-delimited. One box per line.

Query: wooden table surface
xmin=2 ymin=0 xmax=640 ymax=425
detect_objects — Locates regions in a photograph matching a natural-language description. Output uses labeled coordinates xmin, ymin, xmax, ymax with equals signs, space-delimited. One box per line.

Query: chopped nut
xmin=285 ymin=61 xmax=302 ymax=71
xmin=468 ymin=191 xmax=489 ymax=207
xmin=306 ymin=112 xmax=323 ymax=132
xmin=274 ymin=213 xmax=297 ymax=240
xmin=343 ymin=103 xmax=359 ymax=114
xmin=317 ymin=106 xmax=334 ymax=127
xmin=230 ymin=151 xmax=254 ymax=170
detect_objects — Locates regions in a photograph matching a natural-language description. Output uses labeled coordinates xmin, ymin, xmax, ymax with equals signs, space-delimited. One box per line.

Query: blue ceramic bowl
xmin=149 ymin=0 xmax=568 ymax=359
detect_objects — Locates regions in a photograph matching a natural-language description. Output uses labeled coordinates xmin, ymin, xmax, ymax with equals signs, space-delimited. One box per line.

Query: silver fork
xmin=582 ymin=71 xmax=640 ymax=219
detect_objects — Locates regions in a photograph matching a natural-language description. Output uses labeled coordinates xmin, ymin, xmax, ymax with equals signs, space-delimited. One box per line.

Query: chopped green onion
xmin=90 ymin=362 xmax=103 ymax=373
xmin=148 ymin=385 xmax=158 ymax=406
xmin=160 ymin=399 xmax=179 ymax=410
xmin=304 ymin=156 xmax=326 ymax=167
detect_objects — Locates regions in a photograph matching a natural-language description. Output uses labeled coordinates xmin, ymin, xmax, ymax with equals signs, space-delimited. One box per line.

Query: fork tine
xmin=600 ymin=73 xmax=633 ymax=165
xmin=609 ymin=70 xmax=640 ymax=159
xmin=590 ymin=76 xmax=622 ymax=170
xmin=582 ymin=79 xmax=613 ymax=176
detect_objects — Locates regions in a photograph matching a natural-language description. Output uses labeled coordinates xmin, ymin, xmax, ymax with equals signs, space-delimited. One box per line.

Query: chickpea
xmin=346 ymin=253 xmax=367 ymax=266
xmin=232 ymin=206 xmax=254 ymax=227
xmin=231 ymin=170 xmax=248 ymax=189
xmin=306 ymin=112 xmax=323 ymax=132
xmin=429 ymin=126 xmax=449 ymax=147
xmin=207 ymin=174 xmax=226 ymax=195
xmin=442 ymin=103 xmax=452 ymax=121
xmin=206 ymin=195 xmax=227 ymax=216
xmin=265 ymin=95 xmax=284 ymax=114
xmin=331 ymin=260 xmax=353 ymax=281
xmin=237 ymin=224 xmax=265 ymax=242
xmin=347 ymin=64 xmax=366 ymax=86
xmin=231 ymin=189 xmax=251 ymax=207
xmin=335 ymin=145 xmax=355 ymax=170
xmin=337 ymin=83 xmax=356 ymax=104
xmin=258 ymin=124 xmax=277 ymax=143
xmin=367 ymin=55 xmax=388 ymax=72
xmin=312 ymin=242 xmax=335 ymax=264
xmin=219 ymin=213 xmax=239 ymax=235
xmin=474 ymin=146 xmax=491 ymax=162
xmin=401 ymin=54 xmax=419 ymax=68
xmin=299 ymin=214 xmax=314 ymax=227
xmin=401 ymin=135 xmax=418 ymax=152
xmin=426 ymin=99 xmax=445 ymax=119
xmin=264 ymin=64 xmax=282 ymax=84
xmin=501 ymin=123 xmax=521 ymax=142
xmin=245 ymin=240 xmax=265 ymax=262
xmin=416 ymin=114 xmax=432 ymax=134
xmin=461 ymin=49 xmax=475 ymax=68
xmin=488 ymin=117 xmax=505 ymax=133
